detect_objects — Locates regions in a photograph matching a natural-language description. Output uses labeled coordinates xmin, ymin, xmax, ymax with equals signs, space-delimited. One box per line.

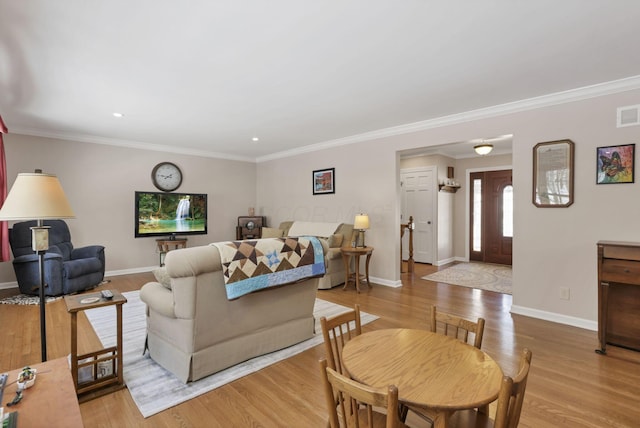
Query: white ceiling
xmin=1 ymin=1 xmax=640 ymax=162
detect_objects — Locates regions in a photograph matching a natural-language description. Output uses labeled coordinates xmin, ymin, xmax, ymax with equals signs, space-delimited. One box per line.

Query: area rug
xmin=422 ymin=262 xmax=512 ymax=294
xmin=0 ymin=294 xmax=61 ymax=305
xmin=85 ymin=290 xmax=378 ymax=418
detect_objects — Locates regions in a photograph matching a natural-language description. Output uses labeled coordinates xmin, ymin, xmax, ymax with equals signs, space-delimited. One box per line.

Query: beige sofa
xmin=262 ymin=221 xmax=354 ymax=289
xmin=139 ymin=243 xmax=319 ymax=383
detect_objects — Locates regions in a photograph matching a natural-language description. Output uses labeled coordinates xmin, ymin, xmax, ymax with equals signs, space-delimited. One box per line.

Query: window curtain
xmin=0 ymin=115 xmax=9 ymax=262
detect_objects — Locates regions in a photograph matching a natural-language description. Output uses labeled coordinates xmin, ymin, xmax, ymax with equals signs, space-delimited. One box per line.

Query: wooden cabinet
xmin=236 ymin=216 xmax=266 ymax=240
xmin=596 ymin=240 xmax=640 ymax=354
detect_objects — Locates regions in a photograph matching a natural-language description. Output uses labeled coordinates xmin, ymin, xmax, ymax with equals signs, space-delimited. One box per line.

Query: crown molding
xmin=257 ymin=75 xmax=640 ymax=162
xmin=9 ymin=127 xmax=256 ymax=163
xmin=9 ymin=75 xmax=640 ymax=164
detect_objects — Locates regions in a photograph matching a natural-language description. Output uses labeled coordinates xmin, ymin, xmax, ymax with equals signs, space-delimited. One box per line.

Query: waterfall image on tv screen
xmin=135 ymin=191 xmax=207 ymax=237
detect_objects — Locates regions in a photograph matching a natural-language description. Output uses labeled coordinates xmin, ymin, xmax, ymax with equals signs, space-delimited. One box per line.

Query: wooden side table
xmin=341 ymin=246 xmax=374 ymax=293
xmin=156 ymin=237 xmax=187 ymax=266
xmin=64 ymin=290 xmax=127 ymax=402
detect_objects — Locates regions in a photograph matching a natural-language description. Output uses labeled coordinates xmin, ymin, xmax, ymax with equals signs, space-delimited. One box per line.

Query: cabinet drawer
xmin=601 ymin=259 xmax=640 ymax=285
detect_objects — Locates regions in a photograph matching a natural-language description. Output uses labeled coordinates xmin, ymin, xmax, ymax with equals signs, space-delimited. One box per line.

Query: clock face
xmin=152 ymin=162 xmax=183 ymax=192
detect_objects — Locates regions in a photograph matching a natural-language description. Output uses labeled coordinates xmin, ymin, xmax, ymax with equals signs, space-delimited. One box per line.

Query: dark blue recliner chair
xmin=9 ymin=220 xmax=105 ymax=296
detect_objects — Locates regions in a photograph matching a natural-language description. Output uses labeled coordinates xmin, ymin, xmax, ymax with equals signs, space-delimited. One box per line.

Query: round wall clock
xmin=151 ymin=162 xmax=183 ymax=192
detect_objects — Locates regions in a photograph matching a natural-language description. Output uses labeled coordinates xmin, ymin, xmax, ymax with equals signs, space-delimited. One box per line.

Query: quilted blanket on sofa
xmin=212 ymin=236 xmax=326 ymax=299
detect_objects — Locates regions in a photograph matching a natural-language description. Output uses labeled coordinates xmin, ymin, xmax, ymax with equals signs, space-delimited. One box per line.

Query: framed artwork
xmin=597 ymin=144 xmax=635 ymax=184
xmin=313 ymin=168 xmax=335 ymax=195
xmin=532 ymin=139 xmax=574 ymax=208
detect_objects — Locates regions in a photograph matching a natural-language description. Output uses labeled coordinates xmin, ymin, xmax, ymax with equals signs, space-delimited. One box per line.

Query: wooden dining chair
xmin=320 ymin=304 xmax=362 ymax=375
xmin=402 ymin=305 xmax=487 ymax=423
xmin=319 ymin=358 xmax=409 ymax=428
xmin=448 ymin=348 xmax=533 ymax=428
xmin=429 ymin=304 xmax=485 ymax=349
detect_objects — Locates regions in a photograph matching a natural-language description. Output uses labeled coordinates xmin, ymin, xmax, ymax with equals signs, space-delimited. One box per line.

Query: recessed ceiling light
xmin=112 ymin=112 xmax=124 ymax=118
xmin=252 ymin=137 xmax=259 ymax=142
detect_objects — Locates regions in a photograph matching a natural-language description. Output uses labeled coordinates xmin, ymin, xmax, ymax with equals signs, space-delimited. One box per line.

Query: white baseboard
xmin=0 ymin=281 xmax=18 ymax=290
xmin=370 ymin=276 xmax=402 ymax=288
xmin=433 ymin=256 xmax=467 ymax=266
xmin=104 ymin=265 xmax=158 ymax=278
xmin=511 ymin=304 xmax=597 ymax=331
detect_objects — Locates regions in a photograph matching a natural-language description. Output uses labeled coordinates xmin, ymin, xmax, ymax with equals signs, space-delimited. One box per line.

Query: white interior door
xmin=401 ymin=167 xmax=435 ymax=264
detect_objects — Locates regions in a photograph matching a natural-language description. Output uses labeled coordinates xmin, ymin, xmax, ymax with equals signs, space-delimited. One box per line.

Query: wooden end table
xmin=156 ymin=237 xmax=187 ymax=266
xmin=341 ymin=246 xmax=374 ymax=293
xmin=64 ymin=290 xmax=127 ymax=402
xmin=0 ymin=357 xmax=83 ymax=427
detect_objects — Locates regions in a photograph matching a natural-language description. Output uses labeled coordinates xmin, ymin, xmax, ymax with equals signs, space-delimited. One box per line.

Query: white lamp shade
xmin=0 ymin=172 xmax=75 ymax=220
xmin=354 ymin=214 xmax=370 ymax=230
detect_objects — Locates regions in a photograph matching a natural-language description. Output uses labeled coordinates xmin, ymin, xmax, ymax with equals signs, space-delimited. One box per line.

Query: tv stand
xmin=156 ymin=237 xmax=187 ymax=266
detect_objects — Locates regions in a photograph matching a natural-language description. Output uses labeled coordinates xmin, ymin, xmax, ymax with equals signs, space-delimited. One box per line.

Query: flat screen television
xmin=135 ymin=191 xmax=208 ymax=238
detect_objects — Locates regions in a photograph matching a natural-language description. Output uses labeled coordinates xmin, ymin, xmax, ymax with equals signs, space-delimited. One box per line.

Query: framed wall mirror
xmin=532 ymin=139 xmax=575 ymax=207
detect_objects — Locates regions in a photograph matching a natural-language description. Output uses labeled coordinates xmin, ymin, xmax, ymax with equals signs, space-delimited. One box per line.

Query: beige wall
xmin=0 ymin=134 xmax=256 ymax=282
xmin=3 ymin=87 xmax=639 ymax=329
xmin=258 ymin=88 xmax=640 ymax=328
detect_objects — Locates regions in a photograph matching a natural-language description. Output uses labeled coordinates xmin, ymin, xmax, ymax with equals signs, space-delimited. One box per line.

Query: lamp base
xmin=358 ymin=230 xmax=366 ymax=248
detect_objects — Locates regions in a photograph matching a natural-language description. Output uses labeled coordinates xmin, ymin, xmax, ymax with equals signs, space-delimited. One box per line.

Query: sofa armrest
xmin=71 ymin=245 xmax=105 ymax=260
xmin=140 ymin=282 xmax=177 ymax=318
xmin=13 ymin=252 xmax=63 ymax=265
xmin=325 ymin=247 xmax=343 ymax=260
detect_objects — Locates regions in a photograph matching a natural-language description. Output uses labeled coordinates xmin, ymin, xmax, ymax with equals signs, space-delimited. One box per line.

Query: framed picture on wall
xmin=313 ymin=168 xmax=335 ymax=195
xmin=596 ymin=144 xmax=635 ymax=184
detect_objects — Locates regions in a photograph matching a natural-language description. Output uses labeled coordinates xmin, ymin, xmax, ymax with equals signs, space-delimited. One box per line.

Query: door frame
xmin=400 ymin=166 xmax=438 ymax=265
xmin=464 ymin=164 xmax=513 ymax=261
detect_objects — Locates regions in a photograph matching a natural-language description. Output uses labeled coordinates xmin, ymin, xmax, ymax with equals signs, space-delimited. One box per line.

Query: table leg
xmin=432 ymin=410 xmax=451 ymax=428
xmin=116 ymin=303 xmax=124 ymax=386
xmin=354 ymin=254 xmax=361 ymax=293
xmin=70 ymin=312 xmax=78 ymax=390
xmin=364 ymin=252 xmax=372 ymax=289
xmin=342 ymin=253 xmax=350 ymax=291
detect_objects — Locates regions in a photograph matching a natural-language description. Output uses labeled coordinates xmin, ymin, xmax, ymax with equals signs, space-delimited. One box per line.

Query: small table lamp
xmin=0 ymin=170 xmax=75 ymax=361
xmin=354 ymin=214 xmax=370 ymax=248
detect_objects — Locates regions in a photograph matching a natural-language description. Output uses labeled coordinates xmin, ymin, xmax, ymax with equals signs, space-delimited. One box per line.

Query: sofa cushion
xmin=328 ymin=234 xmax=343 ymax=248
xmin=153 ymin=267 xmax=172 ymax=289
xmin=261 ymin=227 xmax=284 ymax=238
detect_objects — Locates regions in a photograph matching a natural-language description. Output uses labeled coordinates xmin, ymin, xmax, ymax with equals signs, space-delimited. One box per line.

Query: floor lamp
xmin=0 ymin=170 xmax=75 ymax=362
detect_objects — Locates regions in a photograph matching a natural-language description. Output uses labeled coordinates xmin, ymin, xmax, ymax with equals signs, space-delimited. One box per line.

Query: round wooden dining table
xmin=342 ymin=328 xmax=504 ymax=428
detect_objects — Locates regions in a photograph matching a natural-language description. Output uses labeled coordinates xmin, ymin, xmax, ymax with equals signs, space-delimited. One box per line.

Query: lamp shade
xmin=474 ymin=144 xmax=493 ymax=156
xmin=0 ymin=172 xmax=75 ymax=220
xmin=354 ymin=214 xmax=370 ymax=230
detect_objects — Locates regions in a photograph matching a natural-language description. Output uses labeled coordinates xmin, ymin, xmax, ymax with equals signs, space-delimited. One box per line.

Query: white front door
xmin=401 ymin=167 xmax=436 ymax=264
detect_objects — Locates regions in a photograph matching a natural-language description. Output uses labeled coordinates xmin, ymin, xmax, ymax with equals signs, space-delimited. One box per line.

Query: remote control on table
xmin=101 ymin=289 xmax=114 ymax=300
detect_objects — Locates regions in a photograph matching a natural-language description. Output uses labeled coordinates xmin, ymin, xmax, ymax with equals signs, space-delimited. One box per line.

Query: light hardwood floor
xmin=1 ymin=263 xmax=639 ymax=427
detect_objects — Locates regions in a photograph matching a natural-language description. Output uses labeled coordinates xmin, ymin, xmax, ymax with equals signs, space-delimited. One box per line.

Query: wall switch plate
xmin=560 ymin=287 xmax=570 ymax=300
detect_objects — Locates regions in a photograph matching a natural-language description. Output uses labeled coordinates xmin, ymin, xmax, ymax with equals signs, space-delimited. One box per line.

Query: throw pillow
xmin=153 ymin=267 xmax=172 ymax=290
xmin=261 ymin=227 xmax=284 ymax=238
xmin=328 ymin=234 xmax=344 ymax=248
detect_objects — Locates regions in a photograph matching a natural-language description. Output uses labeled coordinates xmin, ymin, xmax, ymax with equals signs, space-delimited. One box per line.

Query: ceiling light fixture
xmin=252 ymin=137 xmax=259 ymax=142
xmin=474 ymin=143 xmax=493 ymax=155
xmin=112 ymin=112 xmax=124 ymax=118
